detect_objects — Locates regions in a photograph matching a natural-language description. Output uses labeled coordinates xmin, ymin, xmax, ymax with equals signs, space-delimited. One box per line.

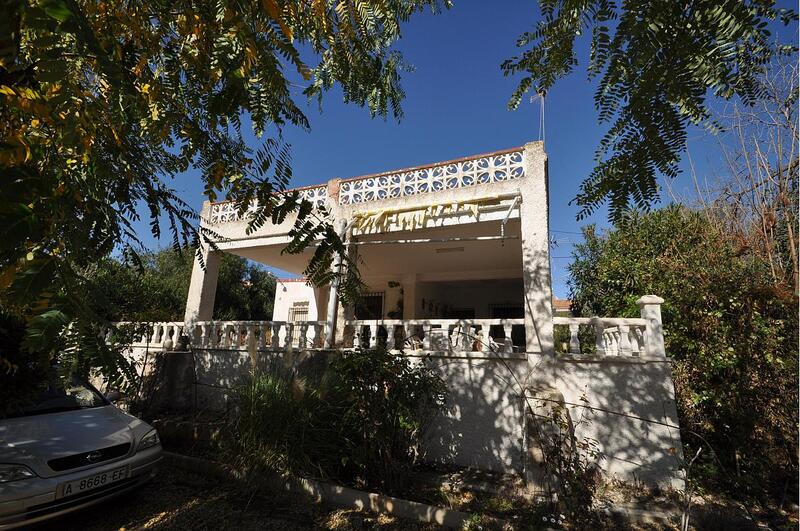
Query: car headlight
xmin=137 ymin=429 xmax=160 ymax=451
xmin=0 ymin=464 xmax=37 ymax=483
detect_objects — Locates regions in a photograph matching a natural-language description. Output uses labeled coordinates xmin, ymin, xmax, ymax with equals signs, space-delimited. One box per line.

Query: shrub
xmin=230 ymin=348 xmax=446 ymax=491
xmin=569 ymin=206 xmax=798 ymax=503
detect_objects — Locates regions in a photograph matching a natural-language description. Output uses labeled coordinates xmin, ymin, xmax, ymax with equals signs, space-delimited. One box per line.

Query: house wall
xmin=417 ymin=279 xmax=523 ymax=318
xmin=416 ymin=353 xmax=530 ymax=472
xmin=272 ymin=280 xmax=326 ymax=322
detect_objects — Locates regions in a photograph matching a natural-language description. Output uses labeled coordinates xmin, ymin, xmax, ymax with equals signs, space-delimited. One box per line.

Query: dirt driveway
xmin=33 ymin=462 xmax=435 ymax=531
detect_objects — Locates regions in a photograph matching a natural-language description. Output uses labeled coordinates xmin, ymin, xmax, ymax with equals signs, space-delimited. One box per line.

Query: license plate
xmin=58 ymin=465 xmax=129 ymax=498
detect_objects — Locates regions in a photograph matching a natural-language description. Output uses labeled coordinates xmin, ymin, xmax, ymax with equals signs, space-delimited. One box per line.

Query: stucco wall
xmin=119 ymin=345 xmax=683 ymax=488
xmin=272 ymin=280 xmax=326 ymax=321
xmin=415 ymin=353 xmax=530 ymax=472
xmin=543 ymin=356 xmax=683 ymax=488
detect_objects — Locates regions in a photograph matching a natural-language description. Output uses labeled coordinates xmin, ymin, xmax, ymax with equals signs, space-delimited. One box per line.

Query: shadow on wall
xmin=521 ymin=352 xmax=684 ymax=489
xmin=118 ymin=337 xmax=683 ymax=487
xmin=548 ymin=356 xmax=685 ymax=488
xmin=417 ymin=354 xmax=530 ymax=474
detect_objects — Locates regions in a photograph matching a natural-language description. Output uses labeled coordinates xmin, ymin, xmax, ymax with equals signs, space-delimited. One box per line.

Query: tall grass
xmin=228 ymin=348 xmax=446 ymax=491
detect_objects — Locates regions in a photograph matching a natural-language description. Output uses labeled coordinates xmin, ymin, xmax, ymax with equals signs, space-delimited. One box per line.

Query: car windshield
xmin=9 ymin=372 xmax=108 ymax=418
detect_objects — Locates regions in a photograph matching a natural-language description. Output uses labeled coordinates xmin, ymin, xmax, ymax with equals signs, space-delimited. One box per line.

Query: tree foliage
xmin=569 ymin=206 xmax=798 ymax=502
xmin=0 ymin=0 xmax=446 ymax=376
xmin=502 ymin=0 xmax=796 ymax=221
xmin=90 ymin=249 xmax=277 ymax=322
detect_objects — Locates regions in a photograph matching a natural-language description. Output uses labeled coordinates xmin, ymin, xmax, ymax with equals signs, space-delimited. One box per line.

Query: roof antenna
xmin=530 ymin=92 xmax=546 ymax=146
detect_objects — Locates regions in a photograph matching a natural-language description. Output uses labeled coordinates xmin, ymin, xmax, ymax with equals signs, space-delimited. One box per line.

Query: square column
xmin=183 ymin=246 xmax=221 ymax=323
xmin=519 ymin=141 xmax=554 ymax=355
xmin=401 ymin=274 xmax=418 ymax=319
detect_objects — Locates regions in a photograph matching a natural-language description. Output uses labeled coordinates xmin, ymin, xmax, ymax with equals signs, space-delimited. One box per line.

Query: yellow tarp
xmin=351 ymin=197 xmax=501 ymax=233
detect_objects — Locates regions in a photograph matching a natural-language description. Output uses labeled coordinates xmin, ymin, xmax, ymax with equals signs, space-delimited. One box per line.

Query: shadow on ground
xmin=32 ymin=463 xmax=437 ymax=531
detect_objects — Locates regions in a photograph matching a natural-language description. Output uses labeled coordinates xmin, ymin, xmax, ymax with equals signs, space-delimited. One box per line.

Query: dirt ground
xmin=33 ymin=463 xmax=436 ymax=531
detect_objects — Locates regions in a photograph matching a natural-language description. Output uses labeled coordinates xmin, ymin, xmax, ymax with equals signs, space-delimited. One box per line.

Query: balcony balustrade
xmin=207 ymin=148 xmax=525 ymax=224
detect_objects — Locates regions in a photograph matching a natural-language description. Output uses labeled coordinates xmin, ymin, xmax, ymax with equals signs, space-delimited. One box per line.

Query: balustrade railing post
xmin=195 ymin=323 xmax=204 ymax=348
xmin=503 ymin=323 xmax=513 ymax=353
xmin=368 ymin=324 xmax=378 ymax=349
xmin=618 ymin=324 xmax=632 ymax=356
xmin=150 ymin=323 xmax=161 ymax=345
xmin=479 ymin=324 xmax=490 ymax=353
xmin=298 ymin=322 xmax=309 ymax=349
xmin=592 ymin=318 xmax=605 ymax=355
xmin=246 ymin=323 xmax=257 ymax=352
xmin=403 ymin=324 xmax=413 ymax=350
xmin=307 ymin=323 xmax=317 ymax=348
xmin=258 ymin=323 xmax=267 ymax=349
xmin=386 ymin=324 xmax=396 ymax=351
xmin=637 ymin=295 xmax=666 ymax=357
xmin=209 ymin=323 xmax=218 ymax=348
xmin=284 ymin=323 xmax=294 ymax=350
xmin=568 ymin=324 xmax=581 ymax=354
xmin=632 ymin=328 xmax=644 ymax=355
xmin=271 ymin=323 xmax=281 ymax=349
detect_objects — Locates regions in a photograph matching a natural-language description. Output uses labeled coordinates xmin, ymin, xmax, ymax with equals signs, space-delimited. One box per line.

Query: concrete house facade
xmin=127 ymin=142 xmax=683 ymax=488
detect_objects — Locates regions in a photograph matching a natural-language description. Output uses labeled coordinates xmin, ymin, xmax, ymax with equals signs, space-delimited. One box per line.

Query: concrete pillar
xmin=334 ymin=240 xmax=358 ymax=347
xmin=401 ymin=274 xmax=418 ymax=319
xmin=324 ymin=219 xmax=348 ymax=348
xmin=519 ymin=141 xmax=554 ymax=355
xmin=183 ymin=246 xmax=222 ymax=323
xmin=637 ymin=295 xmax=666 ymax=357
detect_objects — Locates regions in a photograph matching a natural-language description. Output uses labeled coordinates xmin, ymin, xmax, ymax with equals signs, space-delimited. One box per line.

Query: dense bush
xmin=230 ymin=348 xmax=446 ymax=491
xmin=568 ymin=206 xmax=798 ymax=503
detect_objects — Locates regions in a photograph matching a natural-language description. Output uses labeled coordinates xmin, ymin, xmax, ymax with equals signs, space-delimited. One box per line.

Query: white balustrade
xmin=553 ymin=295 xmax=666 ymax=358
xmin=110 ymin=321 xmax=326 ymax=352
xmin=344 ymin=319 xmax=525 ymax=353
xmin=338 ymin=149 xmax=524 ymax=205
xmin=110 ymin=296 xmax=666 ymax=358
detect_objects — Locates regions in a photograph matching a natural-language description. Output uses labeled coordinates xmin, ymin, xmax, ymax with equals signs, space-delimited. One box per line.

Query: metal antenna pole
xmin=531 ymin=92 xmax=546 ymax=146
xmin=540 ymin=92 xmax=545 ymax=147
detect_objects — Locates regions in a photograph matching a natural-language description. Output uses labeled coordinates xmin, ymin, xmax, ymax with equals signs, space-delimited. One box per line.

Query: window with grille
xmin=288 ymin=301 xmax=309 ymax=322
xmin=288 ymin=301 xmax=309 ymax=346
xmin=354 ymin=292 xmax=384 ymax=319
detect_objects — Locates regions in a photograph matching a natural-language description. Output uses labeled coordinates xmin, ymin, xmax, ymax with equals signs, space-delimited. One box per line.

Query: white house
xmin=129 ymin=141 xmax=683 ymax=488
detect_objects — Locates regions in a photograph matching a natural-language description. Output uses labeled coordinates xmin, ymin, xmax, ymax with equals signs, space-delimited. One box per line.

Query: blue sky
xmin=138 ymin=1 xmax=797 ymax=298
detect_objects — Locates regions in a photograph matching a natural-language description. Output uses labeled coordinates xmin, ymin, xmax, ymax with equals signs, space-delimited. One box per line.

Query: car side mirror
xmin=105 ymin=390 xmax=123 ymax=403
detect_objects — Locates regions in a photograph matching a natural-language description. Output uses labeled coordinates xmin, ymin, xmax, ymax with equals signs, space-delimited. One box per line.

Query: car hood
xmin=0 ymin=406 xmax=147 ymax=478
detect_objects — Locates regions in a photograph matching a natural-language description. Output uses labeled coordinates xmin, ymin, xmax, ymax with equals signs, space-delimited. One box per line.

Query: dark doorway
xmin=490 ymin=304 xmax=525 ymax=347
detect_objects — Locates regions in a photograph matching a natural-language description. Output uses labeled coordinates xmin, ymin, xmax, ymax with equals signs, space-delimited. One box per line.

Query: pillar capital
xmin=636 ymin=295 xmax=665 ymax=306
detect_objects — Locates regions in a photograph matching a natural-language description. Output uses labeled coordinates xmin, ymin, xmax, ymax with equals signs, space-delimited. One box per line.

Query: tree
xmin=0 ymin=0 xmax=447 ymax=378
xmin=569 ymin=206 xmax=798 ymax=504
xmin=502 ymin=0 xmax=797 ymax=221
xmin=90 ymin=249 xmax=277 ymax=322
xmin=691 ymin=58 xmax=798 ymax=294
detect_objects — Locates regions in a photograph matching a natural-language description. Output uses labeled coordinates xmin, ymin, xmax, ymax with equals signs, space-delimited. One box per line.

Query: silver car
xmin=0 ymin=373 xmax=162 ymax=529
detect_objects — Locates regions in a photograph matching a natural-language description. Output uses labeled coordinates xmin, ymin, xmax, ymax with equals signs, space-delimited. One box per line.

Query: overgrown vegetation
xmin=569 ymin=206 xmax=798 ymax=506
xmin=566 ymin=59 xmax=798 ymax=509
xmin=229 ymin=348 xmax=446 ymax=492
